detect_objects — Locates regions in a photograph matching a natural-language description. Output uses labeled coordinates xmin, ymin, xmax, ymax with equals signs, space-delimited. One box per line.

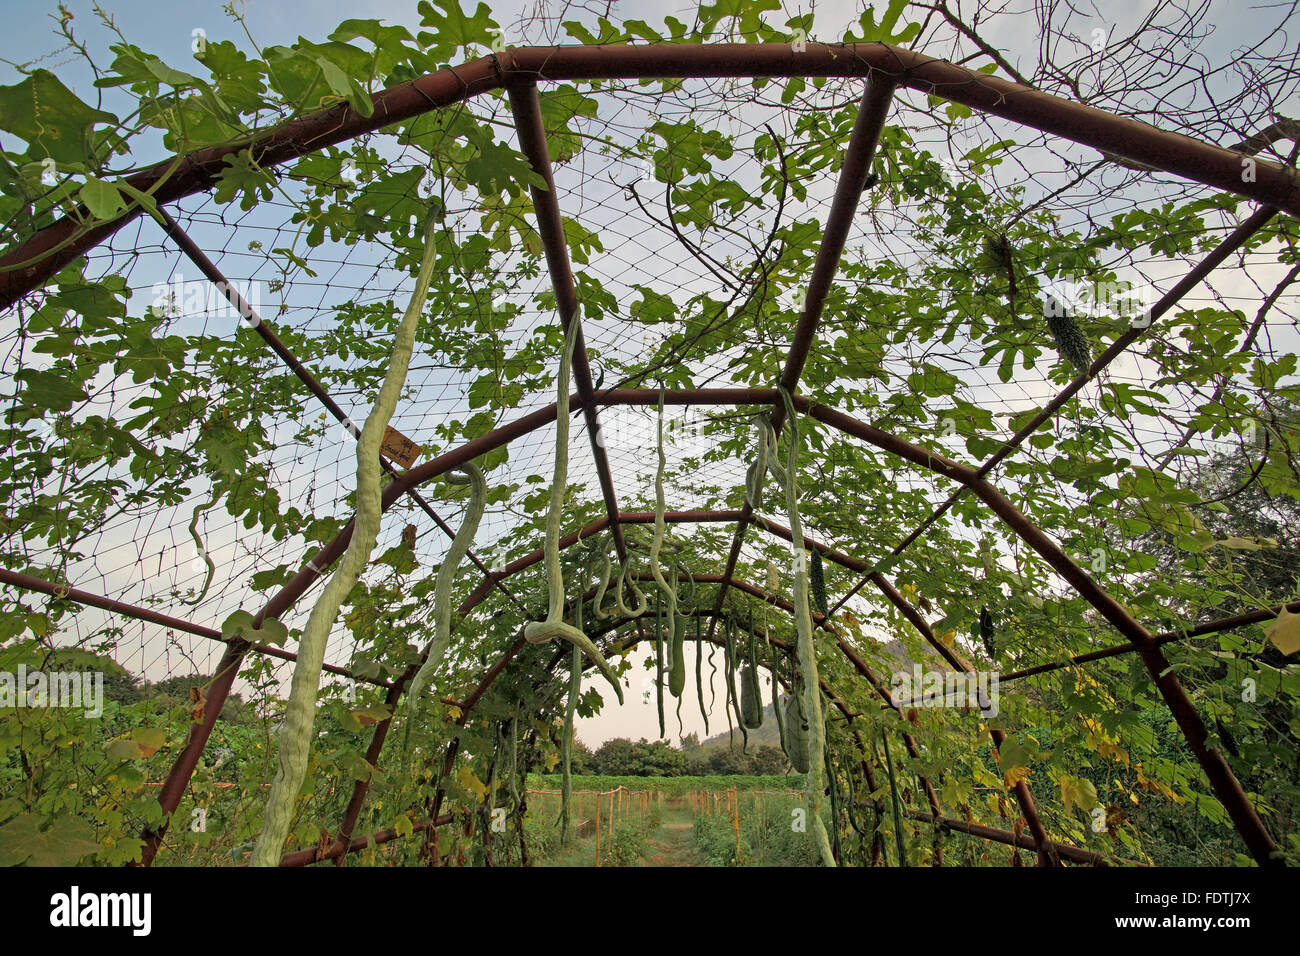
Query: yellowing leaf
xmin=1059 ymin=774 xmax=1100 ymax=818
xmin=131 ymin=728 xmax=166 ymax=758
xmin=458 ymin=766 xmax=489 ymax=801
xmin=1266 ymin=606 xmax=1300 ymax=656
xmin=1004 ymin=765 xmax=1032 ymax=789
xmin=1136 ymin=765 xmax=1183 ymax=803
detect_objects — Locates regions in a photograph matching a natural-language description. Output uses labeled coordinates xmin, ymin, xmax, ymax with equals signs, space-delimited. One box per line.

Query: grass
xmin=524 ymin=777 xmax=820 ymax=867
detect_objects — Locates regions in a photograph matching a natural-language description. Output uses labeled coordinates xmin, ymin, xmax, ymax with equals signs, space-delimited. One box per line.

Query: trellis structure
xmin=1 ymin=40 xmax=1297 ymax=868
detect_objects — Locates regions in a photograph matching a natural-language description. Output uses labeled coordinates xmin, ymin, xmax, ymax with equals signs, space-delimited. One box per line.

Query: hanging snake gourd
xmin=648 ymin=387 xmax=684 ymax=707
xmin=770 ymin=642 xmax=786 ymax=752
xmin=810 ymin=548 xmax=828 ymax=618
xmin=614 ymin=546 xmax=648 ymax=618
xmin=775 ymin=386 xmax=835 ymax=866
xmin=654 ymin=589 xmax=666 ymax=738
xmin=522 ymin=310 xmax=623 ymax=704
xmin=784 ymin=675 xmax=810 ymax=773
xmin=694 ymin=606 xmax=708 ymax=736
xmin=878 ymin=729 xmax=908 ymax=867
xmin=724 ymin=614 xmax=748 ymax=751
xmin=592 ymin=542 xmax=613 ymax=619
xmin=740 ymin=609 xmax=763 ymax=728
xmin=669 ymin=608 xmax=687 ymax=699
xmin=250 ymin=210 xmax=441 ymax=867
xmin=182 ymin=489 xmax=222 ymax=607
xmin=560 ymin=562 xmax=593 ymax=843
xmin=403 ymin=463 xmax=488 ymax=750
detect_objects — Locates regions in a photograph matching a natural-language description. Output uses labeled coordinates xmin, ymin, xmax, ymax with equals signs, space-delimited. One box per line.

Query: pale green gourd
xmin=251 ymin=210 xmax=441 ymax=867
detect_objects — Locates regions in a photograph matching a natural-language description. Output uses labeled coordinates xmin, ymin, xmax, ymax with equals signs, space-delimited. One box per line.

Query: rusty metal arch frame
xmin=0 ymin=41 xmax=1292 ymax=867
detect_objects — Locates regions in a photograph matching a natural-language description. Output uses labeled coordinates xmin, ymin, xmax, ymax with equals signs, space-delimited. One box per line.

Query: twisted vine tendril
xmin=182 ymin=489 xmax=222 ymax=607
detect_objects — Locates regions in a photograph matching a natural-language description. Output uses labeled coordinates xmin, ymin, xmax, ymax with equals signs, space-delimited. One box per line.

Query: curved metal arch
xmin=0 ymin=29 xmax=1279 ymax=863
xmin=4 ymin=42 xmax=1298 ymax=307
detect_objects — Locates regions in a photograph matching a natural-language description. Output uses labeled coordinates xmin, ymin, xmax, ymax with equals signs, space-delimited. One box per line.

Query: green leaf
xmin=221 ymin=610 xmax=290 ymax=647
xmin=0 ymin=69 xmax=118 ymax=163
xmin=0 ymin=813 xmax=100 ymax=866
xmin=416 ymin=0 xmax=501 ymax=53
xmin=79 ymin=177 xmax=127 ymax=220
xmin=15 ymin=367 xmax=88 ymax=413
xmin=1059 ymin=774 xmax=1100 ymax=818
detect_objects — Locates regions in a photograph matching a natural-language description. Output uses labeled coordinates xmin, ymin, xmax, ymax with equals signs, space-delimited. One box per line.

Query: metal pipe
xmin=709 ymin=75 xmax=896 ymax=647
xmin=507 ymin=80 xmax=627 ymax=562
xmin=830 ymin=204 xmax=1280 ymax=615
xmin=0 ymin=567 xmax=391 ymax=686
xmin=7 ymin=43 xmax=1298 ymax=307
xmin=277 ymin=811 xmax=455 ymax=867
xmin=798 ymin=395 xmax=1283 ymax=866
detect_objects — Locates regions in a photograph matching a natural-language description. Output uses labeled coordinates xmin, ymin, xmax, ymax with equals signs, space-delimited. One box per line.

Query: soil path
xmin=640 ymin=800 xmax=696 ymax=867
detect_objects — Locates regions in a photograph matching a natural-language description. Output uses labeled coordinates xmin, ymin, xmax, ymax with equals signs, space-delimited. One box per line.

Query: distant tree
xmin=589 ymin=737 xmax=689 ymax=776
xmin=706 ymin=747 xmax=753 ymax=775
xmin=752 ymin=745 xmax=790 ymax=775
xmin=43 ymin=647 xmax=141 ymax=705
xmin=641 ymin=738 xmax=688 ymax=776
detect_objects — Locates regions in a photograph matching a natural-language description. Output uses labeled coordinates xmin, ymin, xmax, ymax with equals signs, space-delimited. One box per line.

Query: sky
xmin=1 ymin=0 xmax=1297 ymax=749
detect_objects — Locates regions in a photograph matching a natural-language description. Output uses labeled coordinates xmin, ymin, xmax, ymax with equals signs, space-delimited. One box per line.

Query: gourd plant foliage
xmin=0 ymin=0 xmax=1297 ymax=866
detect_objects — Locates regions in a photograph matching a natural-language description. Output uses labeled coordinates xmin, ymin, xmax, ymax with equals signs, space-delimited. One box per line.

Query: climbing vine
xmin=0 ymin=0 xmax=1296 ymax=871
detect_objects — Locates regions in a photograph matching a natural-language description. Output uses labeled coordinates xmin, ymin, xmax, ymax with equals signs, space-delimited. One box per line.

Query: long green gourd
xmin=690 ymin=574 xmax=709 ymax=736
xmin=740 ymin=608 xmax=762 ymax=728
xmin=763 ymin=604 xmax=786 ymax=749
xmin=592 ymin=542 xmax=613 ymax=619
xmin=770 ymin=646 xmax=786 ymax=752
xmin=403 ymin=463 xmax=487 ymax=748
xmin=670 ymin=611 xmax=687 ymax=698
xmin=654 ymin=589 xmax=666 ymax=738
xmin=250 ymin=210 xmax=441 ymax=867
xmin=523 ymin=311 xmax=623 ymax=704
xmin=182 ymin=489 xmax=222 ymax=606
xmin=648 ymin=387 xmax=682 ymax=699
xmin=724 ymin=615 xmax=747 ymax=752
xmin=825 ymin=733 xmax=842 ymax=863
xmin=672 ymin=602 xmax=685 ymax=735
xmin=878 ymin=729 xmax=908 ymax=867
xmin=774 ymin=386 xmax=835 ymax=866
xmin=560 ymin=558 xmax=590 ymax=843
xmin=810 ymin=549 xmax=828 ymax=618
xmin=784 ymin=675 xmax=810 ymax=773
xmin=613 ymin=546 xmax=648 ymax=618
xmin=744 ymin=411 xmax=772 ymax=509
